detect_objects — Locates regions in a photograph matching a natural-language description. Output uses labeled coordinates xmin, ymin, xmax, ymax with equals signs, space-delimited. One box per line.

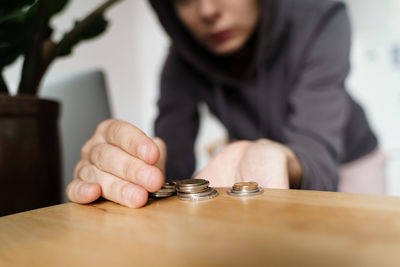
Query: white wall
xmin=344 ymin=0 xmax=400 ymax=195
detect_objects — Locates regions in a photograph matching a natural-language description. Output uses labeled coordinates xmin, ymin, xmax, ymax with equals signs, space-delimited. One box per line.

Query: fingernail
xmin=138 ymin=144 xmax=148 ymax=161
xmin=123 ymin=184 xmax=137 ymax=203
xmin=138 ymin=167 xmax=153 ymax=188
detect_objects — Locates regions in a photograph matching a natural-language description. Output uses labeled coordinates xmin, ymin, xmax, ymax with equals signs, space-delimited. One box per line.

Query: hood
xmin=148 ymin=0 xmax=288 ymax=85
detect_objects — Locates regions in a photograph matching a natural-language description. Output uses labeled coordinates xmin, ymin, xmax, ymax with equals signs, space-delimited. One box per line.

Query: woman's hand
xmin=66 ymin=119 xmax=167 ymax=208
xmin=195 ymin=139 xmax=302 ymax=189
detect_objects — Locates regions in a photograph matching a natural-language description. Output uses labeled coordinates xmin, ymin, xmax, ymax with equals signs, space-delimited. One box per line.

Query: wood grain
xmin=1 ymin=188 xmax=400 ymax=267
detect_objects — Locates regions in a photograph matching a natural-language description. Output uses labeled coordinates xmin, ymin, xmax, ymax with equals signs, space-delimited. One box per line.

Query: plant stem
xmin=55 ymin=0 xmax=121 ymax=57
xmin=17 ymin=0 xmax=50 ymax=95
xmin=0 ymin=70 xmax=10 ymax=94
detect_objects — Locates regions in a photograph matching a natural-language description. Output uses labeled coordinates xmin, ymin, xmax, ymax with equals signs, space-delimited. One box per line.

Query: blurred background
xmin=3 ymin=0 xmax=400 ymax=197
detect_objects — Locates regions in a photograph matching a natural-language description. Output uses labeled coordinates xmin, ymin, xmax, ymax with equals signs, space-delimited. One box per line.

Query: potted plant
xmin=0 ymin=0 xmax=121 ymax=216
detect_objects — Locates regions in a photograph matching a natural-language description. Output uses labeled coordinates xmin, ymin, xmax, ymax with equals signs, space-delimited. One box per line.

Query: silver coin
xmin=176 ymin=178 xmax=209 ymax=187
xmin=149 ymin=191 xmax=175 ymax=198
xmin=230 ymin=187 xmax=260 ymax=193
xmin=178 ymin=188 xmax=218 ymax=201
xmin=163 ymin=180 xmax=176 ymax=189
xmin=156 ymin=188 xmax=176 ymax=193
xmin=227 ymin=187 xmax=264 ymax=197
xmin=149 ymin=181 xmax=177 ymax=198
xmin=176 ymin=183 xmax=209 ymax=194
xmin=177 ymin=187 xmax=214 ymax=197
xmin=149 ymin=182 xmax=177 ymax=198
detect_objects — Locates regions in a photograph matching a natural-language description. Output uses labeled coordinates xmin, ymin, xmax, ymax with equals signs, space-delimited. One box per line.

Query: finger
xmin=153 ymin=137 xmax=167 ymax=175
xmin=89 ymin=143 xmax=164 ymax=192
xmin=80 ymin=136 xmax=103 ymax=160
xmin=73 ymin=160 xmax=90 ymax=179
xmin=77 ymin=163 xmax=148 ymax=208
xmin=66 ymin=179 xmax=102 ymax=204
xmin=102 ymin=119 xmax=160 ymax=165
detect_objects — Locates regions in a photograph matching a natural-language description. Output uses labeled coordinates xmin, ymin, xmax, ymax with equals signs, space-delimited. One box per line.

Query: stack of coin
xmin=176 ymin=178 xmax=218 ymax=201
xmin=227 ymin=182 xmax=263 ymax=197
xmin=149 ymin=181 xmax=176 ymax=198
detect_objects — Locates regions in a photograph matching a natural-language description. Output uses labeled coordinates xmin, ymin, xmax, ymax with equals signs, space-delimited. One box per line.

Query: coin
xmin=155 ymin=188 xmax=176 ymax=193
xmin=149 ymin=181 xmax=177 ymax=198
xmin=176 ymin=183 xmax=209 ymax=194
xmin=227 ymin=189 xmax=264 ymax=197
xmin=163 ymin=180 xmax=176 ymax=189
xmin=177 ymin=187 xmax=214 ymax=197
xmin=149 ymin=191 xmax=174 ymax=198
xmin=176 ymin=178 xmax=209 ymax=187
xmin=178 ymin=188 xmax=218 ymax=201
xmin=149 ymin=190 xmax=175 ymax=198
xmin=175 ymin=178 xmax=218 ymax=201
xmin=228 ymin=182 xmax=263 ymax=197
xmin=233 ymin=182 xmax=259 ymax=191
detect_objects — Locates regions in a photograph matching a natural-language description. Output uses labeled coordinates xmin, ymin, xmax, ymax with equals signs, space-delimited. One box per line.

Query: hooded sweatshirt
xmin=149 ymin=0 xmax=378 ymax=191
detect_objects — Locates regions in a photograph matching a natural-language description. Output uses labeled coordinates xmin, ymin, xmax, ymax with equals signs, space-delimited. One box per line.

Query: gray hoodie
xmin=150 ymin=0 xmax=377 ymax=191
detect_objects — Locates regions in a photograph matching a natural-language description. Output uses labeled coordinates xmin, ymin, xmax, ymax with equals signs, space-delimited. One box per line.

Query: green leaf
xmin=0 ymin=0 xmax=36 ymax=9
xmin=0 ymin=0 xmax=37 ymax=17
xmin=0 ymin=0 xmax=67 ymax=67
xmin=0 ymin=0 xmax=69 ymax=23
xmin=0 ymin=24 xmax=30 ymax=67
xmin=0 ymin=0 xmax=38 ymax=23
xmin=0 ymin=0 xmax=40 ymax=68
xmin=48 ymin=0 xmax=69 ymax=16
xmin=0 ymin=0 xmax=68 ymax=69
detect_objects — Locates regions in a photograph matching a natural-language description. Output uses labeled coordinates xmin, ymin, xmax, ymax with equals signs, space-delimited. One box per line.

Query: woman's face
xmin=173 ymin=0 xmax=260 ymax=55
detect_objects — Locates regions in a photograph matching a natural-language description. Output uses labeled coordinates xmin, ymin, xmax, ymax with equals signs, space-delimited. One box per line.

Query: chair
xmin=40 ymin=70 xmax=112 ymax=202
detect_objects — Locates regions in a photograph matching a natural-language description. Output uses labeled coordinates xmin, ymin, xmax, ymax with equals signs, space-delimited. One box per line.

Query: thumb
xmin=153 ymin=137 xmax=167 ymax=175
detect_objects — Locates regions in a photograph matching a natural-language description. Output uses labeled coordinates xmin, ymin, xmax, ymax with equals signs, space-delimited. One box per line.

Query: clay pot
xmin=0 ymin=94 xmax=62 ymax=216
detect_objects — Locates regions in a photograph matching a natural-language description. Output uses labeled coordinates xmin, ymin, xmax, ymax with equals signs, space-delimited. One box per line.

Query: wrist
xmin=284 ymin=147 xmax=303 ymax=189
xmin=256 ymin=139 xmax=303 ymax=189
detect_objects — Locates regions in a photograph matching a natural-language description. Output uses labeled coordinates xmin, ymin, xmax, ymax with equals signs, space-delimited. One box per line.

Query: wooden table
xmin=1 ymin=188 xmax=400 ymax=267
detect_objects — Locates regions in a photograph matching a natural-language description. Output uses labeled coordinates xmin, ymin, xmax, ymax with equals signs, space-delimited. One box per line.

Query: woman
xmin=66 ymin=0 xmax=384 ymax=209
